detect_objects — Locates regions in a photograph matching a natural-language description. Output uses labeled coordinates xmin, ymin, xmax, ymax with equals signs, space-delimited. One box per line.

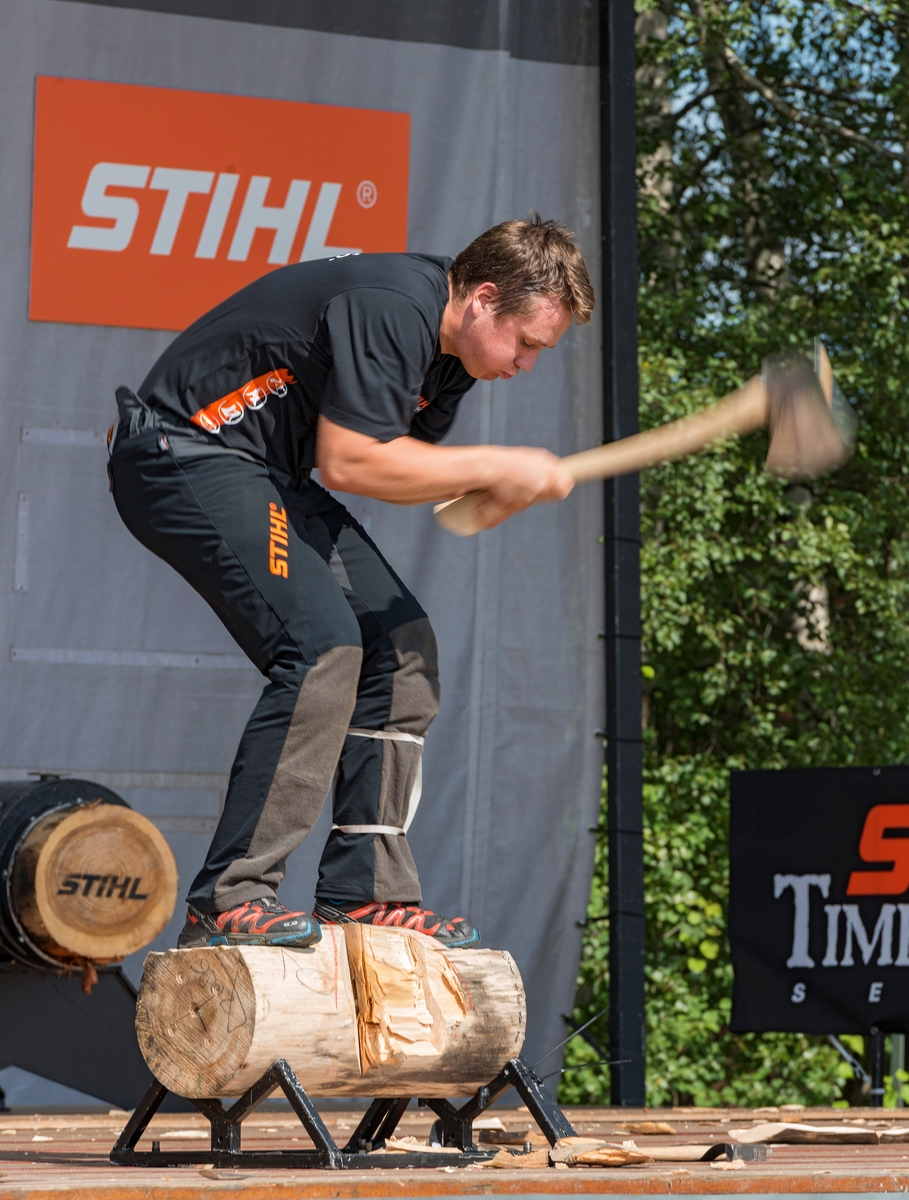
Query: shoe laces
xmin=246 ymin=896 xmax=291 ymax=914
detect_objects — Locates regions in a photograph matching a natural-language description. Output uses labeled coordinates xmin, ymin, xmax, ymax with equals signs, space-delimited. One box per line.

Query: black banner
xmin=730 ymin=767 xmax=909 ymax=1033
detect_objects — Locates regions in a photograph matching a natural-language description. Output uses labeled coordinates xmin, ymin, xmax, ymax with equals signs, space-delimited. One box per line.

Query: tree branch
xmin=778 ymin=78 xmax=878 ymax=105
xmin=837 ymin=0 xmax=891 ymax=27
xmin=720 ymin=43 xmax=903 ymax=161
xmin=669 ymin=85 xmax=722 ymax=123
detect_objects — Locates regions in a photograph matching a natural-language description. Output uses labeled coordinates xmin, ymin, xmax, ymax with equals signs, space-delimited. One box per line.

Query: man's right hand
xmin=316 ymin=416 xmax=574 ymax=518
xmin=470 ymin=447 xmax=575 ymax=529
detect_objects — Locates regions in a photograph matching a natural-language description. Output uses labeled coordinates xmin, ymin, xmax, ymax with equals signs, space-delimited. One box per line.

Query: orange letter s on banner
xmin=847 ymin=804 xmax=909 ymax=895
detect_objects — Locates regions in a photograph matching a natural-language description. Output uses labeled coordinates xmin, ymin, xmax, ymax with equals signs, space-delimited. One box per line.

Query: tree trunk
xmin=136 ymin=925 xmax=526 ymax=1098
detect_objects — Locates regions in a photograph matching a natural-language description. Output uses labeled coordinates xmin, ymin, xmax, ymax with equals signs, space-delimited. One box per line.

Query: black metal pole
xmin=600 ymin=0 xmax=645 ymax=1106
xmin=869 ymin=1027 xmax=885 ymax=1107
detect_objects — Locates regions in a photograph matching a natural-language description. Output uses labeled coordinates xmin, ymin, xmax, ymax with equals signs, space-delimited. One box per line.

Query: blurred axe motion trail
xmin=435 ymin=340 xmax=857 ymax=537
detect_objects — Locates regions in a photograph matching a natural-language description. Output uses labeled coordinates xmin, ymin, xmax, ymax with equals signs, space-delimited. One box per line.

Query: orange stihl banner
xmin=29 ymin=77 xmax=410 ymax=332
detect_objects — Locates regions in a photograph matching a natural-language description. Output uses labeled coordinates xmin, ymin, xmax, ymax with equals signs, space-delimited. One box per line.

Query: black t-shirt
xmin=138 ymin=253 xmax=476 ymax=479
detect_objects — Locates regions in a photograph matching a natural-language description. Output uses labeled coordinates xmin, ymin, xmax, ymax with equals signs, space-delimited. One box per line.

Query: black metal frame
xmin=599 ymin=0 xmax=646 ymax=1106
xmin=110 ymin=1054 xmax=577 ymax=1170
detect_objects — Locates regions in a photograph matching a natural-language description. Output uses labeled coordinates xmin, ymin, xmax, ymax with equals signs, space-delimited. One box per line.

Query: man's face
xmin=455 ymin=289 xmax=572 ymax=382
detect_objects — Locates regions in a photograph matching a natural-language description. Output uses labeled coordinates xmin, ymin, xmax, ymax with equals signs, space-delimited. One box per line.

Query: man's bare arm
xmin=316 ymin=416 xmax=574 ymax=516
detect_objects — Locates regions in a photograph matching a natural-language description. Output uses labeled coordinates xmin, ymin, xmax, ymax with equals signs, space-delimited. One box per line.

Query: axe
xmin=434 ymin=342 xmax=856 ymax=537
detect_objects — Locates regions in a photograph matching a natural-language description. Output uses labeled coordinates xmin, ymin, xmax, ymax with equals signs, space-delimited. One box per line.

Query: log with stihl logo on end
xmin=28 ymin=77 xmax=408 ymax=331
xmin=730 ymin=767 xmax=909 ymax=1033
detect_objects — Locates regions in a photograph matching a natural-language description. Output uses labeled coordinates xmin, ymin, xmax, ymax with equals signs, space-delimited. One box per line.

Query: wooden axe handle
xmin=435 ymin=375 xmax=768 ymax=537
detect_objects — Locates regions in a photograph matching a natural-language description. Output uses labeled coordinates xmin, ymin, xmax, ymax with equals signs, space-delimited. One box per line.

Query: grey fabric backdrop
xmin=0 ymin=0 xmax=604 ymax=1104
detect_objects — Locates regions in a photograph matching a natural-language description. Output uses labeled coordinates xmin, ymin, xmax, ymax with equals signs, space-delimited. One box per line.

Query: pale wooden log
xmin=136 ymin=925 xmax=526 ymax=1099
xmin=11 ymin=802 xmax=178 ymax=962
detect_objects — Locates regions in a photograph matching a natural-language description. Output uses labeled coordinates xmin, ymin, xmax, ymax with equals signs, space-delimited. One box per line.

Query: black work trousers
xmin=109 ymin=421 xmax=439 ymax=913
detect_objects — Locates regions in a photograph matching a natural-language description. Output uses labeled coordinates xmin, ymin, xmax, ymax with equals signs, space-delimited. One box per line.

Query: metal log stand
xmin=111 ymin=1055 xmax=576 ymax=1169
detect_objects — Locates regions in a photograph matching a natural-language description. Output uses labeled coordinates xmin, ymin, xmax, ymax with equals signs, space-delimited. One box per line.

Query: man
xmin=108 ymin=215 xmax=595 ymax=951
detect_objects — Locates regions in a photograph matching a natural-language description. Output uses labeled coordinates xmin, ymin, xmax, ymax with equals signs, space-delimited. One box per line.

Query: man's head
xmin=440 ymin=215 xmax=595 ymax=381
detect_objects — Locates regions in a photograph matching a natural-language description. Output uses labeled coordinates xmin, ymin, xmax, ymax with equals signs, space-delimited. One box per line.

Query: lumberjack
xmin=108 ymin=216 xmax=595 ymax=950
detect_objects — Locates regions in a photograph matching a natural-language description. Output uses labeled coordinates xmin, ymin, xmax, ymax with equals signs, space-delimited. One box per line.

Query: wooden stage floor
xmin=1 ymin=1104 xmax=908 ymax=1197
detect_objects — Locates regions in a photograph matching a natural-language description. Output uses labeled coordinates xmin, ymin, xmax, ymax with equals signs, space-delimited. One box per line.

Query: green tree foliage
xmin=562 ymin=0 xmax=909 ymax=1106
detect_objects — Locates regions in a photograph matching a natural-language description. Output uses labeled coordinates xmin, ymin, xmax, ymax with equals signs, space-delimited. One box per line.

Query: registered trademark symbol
xmin=357 ymin=180 xmax=377 ymax=208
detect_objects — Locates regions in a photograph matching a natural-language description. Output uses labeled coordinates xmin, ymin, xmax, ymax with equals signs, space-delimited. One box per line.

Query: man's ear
xmin=471 ymin=281 xmax=499 ymax=314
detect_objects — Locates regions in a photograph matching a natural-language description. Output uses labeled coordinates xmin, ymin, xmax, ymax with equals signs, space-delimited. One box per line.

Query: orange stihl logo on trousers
xmin=192 ymin=368 xmax=296 ymax=433
xmin=269 ymin=502 xmax=289 ymax=577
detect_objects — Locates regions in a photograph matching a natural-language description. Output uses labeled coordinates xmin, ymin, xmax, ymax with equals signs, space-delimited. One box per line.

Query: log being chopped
xmin=135 ymin=925 xmax=526 ymax=1099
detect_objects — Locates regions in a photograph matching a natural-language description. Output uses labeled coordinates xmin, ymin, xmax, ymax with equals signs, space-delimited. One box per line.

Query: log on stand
xmin=136 ymin=924 xmax=526 ymax=1097
xmin=116 ymin=924 xmax=578 ymax=1170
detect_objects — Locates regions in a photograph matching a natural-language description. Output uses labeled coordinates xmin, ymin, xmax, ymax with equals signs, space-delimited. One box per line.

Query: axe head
xmin=763 ymin=341 xmax=856 ymax=481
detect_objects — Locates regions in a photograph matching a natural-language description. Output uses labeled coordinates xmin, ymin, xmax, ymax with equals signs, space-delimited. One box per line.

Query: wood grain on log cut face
xmin=137 ymin=925 xmax=526 ymax=1099
xmin=136 ymin=944 xmax=257 ymax=1098
xmin=136 ymin=928 xmax=362 ymax=1098
xmin=12 ymin=802 xmax=177 ymax=961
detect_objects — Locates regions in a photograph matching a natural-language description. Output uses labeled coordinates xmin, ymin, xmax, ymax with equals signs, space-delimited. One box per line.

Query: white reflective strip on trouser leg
xmin=403 ymin=755 xmax=422 ymax=834
xmin=331 ymin=824 xmax=405 ymax=835
xmin=345 ymin=727 xmax=424 ymax=835
xmin=347 ymin=728 xmax=425 ymax=746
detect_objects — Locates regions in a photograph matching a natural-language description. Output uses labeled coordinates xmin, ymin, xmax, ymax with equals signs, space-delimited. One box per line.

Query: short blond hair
xmin=450 ymin=214 xmax=595 ymax=325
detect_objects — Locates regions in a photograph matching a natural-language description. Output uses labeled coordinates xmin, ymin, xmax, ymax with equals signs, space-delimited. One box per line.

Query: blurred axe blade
xmin=763 ymin=341 xmax=856 ymax=481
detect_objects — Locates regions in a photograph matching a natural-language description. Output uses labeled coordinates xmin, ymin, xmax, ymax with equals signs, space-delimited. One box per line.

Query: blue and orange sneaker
xmin=313 ymin=900 xmax=479 ymax=948
xmin=177 ymin=898 xmax=321 ymax=948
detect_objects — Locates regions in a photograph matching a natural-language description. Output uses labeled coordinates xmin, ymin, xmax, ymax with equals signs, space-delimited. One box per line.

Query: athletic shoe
xmin=177 ymin=898 xmax=321 ymax=949
xmin=313 ymin=899 xmax=480 ymax=948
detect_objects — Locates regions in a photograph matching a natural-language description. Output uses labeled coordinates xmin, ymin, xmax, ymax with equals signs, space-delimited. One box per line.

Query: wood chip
xmin=550 ymin=1137 xmax=652 ymax=1167
xmin=567 ymin=1147 xmax=654 ymax=1167
xmin=488 ymin=1148 xmax=551 ymax=1169
xmin=617 ymin=1120 xmax=676 ymax=1135
xmin=477 ymin=1128 xmax=532 ymax=1145
xmin=197 ymin=1166 xmax=248 ymax=1179
xmin=632 ymin=1144 xmax=717 ymax=1162
xmin=711 ymin=1158 xmax=746 ymax=1170
xmin=880 ymin=1127 xmax=909 ymax=1143
xmin=734 ymin=1121 xmax=877 ymax=1145
xmin=383 ymin=1136 xmax=462 ymax=1154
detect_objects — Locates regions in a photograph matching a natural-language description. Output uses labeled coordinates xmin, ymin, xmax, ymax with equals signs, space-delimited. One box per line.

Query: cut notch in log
xmin=11 ymin=802 xmax=178 ymax=962
xmin=136 ymin=925 xmax=526 ymax=1098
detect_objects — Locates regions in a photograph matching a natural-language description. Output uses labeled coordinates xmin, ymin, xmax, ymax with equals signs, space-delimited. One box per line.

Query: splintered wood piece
xmin=344 ymin=922 xmax=468 ymax=1066
xmin=734 ymin=1121 xmax=878 ymax=1145
xmin=12 ymin=802 xmax=177 ymax=961
xmin=343 ymin=924 xmax=525 ymax=1094
xmin=639 ymin=1145 xmax=722 ymax=1162
xmin=550 ymin=1138 xmax=653 ymax=1166
xmin=616 ymin=1120 xmax=677 ymax=1134
xmin=136 ymin=926 xmax=526 ymax=1099
xmin=488 ymin=1148 xmax=551 ymax=1169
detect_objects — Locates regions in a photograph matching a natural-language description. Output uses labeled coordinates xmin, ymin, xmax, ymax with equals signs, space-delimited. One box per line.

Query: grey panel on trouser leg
xmin=372 ymin=616 xmax=440 ymax=900
xmin=211 ymin=643 xmax=362 ymax=909
xmin=372 ymin=737 xmax=424 ymax=902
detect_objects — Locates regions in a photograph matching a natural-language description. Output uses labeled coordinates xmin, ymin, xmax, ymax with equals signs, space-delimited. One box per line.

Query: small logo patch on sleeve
xmin=192 ymin=368 xmax=296 ymax=434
